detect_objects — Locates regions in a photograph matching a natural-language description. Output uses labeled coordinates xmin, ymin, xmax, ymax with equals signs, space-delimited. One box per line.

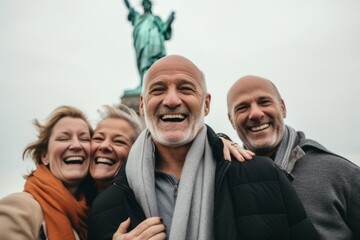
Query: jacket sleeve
xmin=276 ymin=167 xmax=319 ymax=240
xmin=89 ymin=182 xmax=131 ymax=240
xmin=0 ymin=192 xmax=44 ymax=239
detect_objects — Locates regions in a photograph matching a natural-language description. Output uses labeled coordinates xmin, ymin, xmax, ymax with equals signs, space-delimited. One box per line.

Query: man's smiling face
xmin=140 ymin=55 xmax=210 ymax=147
xmin=227 ymin=76 xmax=286 ymax=156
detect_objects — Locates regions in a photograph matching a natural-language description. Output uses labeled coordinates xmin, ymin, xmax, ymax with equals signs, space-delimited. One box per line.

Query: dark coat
xmin=89 ymin=127 xmax=318 ymax=240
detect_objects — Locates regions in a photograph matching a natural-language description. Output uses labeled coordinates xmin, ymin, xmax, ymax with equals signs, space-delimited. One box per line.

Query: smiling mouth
xmin=249 ymin=123 xmax=270 ymax=132
xmin=161 ymin=114 xmax=186 ymax=122
xmin=64 ymin=156 xmax=84 ymax=164
xmin=95 ymin=157 xmax=115 ymax=166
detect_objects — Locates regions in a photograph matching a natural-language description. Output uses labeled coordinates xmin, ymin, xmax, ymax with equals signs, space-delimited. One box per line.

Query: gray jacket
xmin=278 ymin=130 xmax=360 ymax=240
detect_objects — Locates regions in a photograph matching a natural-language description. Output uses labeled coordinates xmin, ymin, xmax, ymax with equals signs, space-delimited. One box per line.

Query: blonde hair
xmin=97 ymin=104 xmax=144 ymax=143
xmin=23 ymin=106 xmax=93 ymax=172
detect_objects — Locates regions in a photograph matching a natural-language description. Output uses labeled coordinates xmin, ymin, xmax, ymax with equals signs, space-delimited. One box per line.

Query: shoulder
xmin=206 ymin=125 xmax=225 ymax=159
xmin=0 ymin=192 xmax=42 ymax=214
xmin=302 ymin=145 xmax=360 ymax=173
xmin=228 ymin=156 xmax=280 ymax=182
xmin=91 ymin=165 xmax=131 ymax=217
xmin=0 ymin=192 xmax=44 ymax=239
xmin=128 ymin=8 xmax=139 ymax=20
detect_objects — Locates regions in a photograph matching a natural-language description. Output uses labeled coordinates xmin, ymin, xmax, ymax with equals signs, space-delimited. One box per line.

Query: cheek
xmin=90 ymin=142 xmax=99 ymax=155
xmin=234 ymin=115 xmax=245 ymax=127
xmin=115 ymin=148 xmax=130 ymax=163
xmin=84 ymin=142 xmax=91 ymax=151
xmin=47 ymin=145 xmax=62 ymax=163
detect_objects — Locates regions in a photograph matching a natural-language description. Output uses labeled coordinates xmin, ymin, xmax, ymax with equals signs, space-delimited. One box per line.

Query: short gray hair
xmin=97 ymin=104 xmax=144 ymax=142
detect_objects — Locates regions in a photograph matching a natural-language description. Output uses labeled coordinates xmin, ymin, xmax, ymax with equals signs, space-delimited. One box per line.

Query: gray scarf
xmin=275 ymin=125 xmax=341 ymax=174
xmin=274 ymin=125 xmax=303 ymax=173
xmin=126 ymin=126 xmax=215 ymax=240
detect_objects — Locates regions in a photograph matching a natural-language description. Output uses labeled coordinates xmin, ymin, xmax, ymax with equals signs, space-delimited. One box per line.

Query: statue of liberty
xmin=123 ymin=0 xmax=175 ymax=93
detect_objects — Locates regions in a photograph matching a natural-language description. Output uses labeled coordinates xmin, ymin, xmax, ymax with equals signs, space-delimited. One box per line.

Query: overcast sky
xmin=1 ymin=0 xmax=359 ymax=198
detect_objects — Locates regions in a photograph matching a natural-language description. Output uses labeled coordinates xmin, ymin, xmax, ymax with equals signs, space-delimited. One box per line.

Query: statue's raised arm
xmin=162 ymin=11 xmax=175 ymax=34
xmin=123 ymin=0 xmax=131 ymax=10
xmin=123 ymin=0 xmax=176 ymax=93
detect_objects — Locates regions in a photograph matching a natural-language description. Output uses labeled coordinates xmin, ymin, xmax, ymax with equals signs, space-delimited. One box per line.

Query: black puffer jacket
xmin=89 ymin=127 xmax=318 ymax=240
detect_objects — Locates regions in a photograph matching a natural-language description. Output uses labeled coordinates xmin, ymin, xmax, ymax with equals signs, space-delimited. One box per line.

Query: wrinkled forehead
xmin=144 ymin=55 xmax=203 ymax=87
xmin=227 ymin=76 xmax=279 ymax=106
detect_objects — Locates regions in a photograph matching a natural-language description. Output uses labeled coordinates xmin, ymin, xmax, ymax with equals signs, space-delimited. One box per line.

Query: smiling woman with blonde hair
xmin=0 ymin=105 xmax=94 ymax=240
xmin=90 ymin=104 xmax=144 ymax=194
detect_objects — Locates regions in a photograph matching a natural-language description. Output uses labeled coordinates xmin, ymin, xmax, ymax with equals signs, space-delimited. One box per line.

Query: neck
xmin=95 ymin=180 xmax=112 ymax=195
xmin=154 ymin=143 xmax=191 ymax=179
xmin=65 ymin=185 xmax=80 ymax=199
xmin=252 ymin=146 xmax=278 ymax=160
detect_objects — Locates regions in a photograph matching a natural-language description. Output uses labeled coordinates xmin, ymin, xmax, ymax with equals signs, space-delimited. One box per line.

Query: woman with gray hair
xmin=90 ymin=104 xmax=144 ymax=194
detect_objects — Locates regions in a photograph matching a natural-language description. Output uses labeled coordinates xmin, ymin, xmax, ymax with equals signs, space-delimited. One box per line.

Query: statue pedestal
xmin=120 ymin=92 xmax=141 ymax=115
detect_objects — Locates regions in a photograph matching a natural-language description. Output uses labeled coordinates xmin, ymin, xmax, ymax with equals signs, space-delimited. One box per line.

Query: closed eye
xmin=259 ymin=99 xmax=272 ymax=106
xmin=235 ymin=105 xmax=248 ymax=113
xmin=149 ymin=86 xmax=166 ymax=95
xmin=92 ymin=137 xmax=104 ymax=142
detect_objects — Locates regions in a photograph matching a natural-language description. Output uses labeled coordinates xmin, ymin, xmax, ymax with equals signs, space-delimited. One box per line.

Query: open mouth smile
xmin=64 ymin=156 xmax=84 ymax=164
xmin=249 ymin=123 xmax=270 ymax=132
xmin=95 ymin=157 xmax=115 ymax=166
xmin=161 ymin=114 xmax=186 ymax=122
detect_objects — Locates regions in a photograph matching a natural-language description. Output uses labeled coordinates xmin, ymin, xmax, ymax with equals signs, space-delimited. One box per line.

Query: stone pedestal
xmin=120 ymin=93 xmax=141 ymax=115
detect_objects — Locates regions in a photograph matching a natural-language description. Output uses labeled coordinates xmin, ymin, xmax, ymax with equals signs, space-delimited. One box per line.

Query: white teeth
xmin=65 ymin=156 xmax=83 ymax=162
xmin=251 ymin=123 xmax=270 ymax=132
xmin=162 ymin=114 xmax=185 ymax=120
xmin=96 ymin=157 xmax=114 ymax=165
xmin=64 ymin=156 xmax=84 ymax=164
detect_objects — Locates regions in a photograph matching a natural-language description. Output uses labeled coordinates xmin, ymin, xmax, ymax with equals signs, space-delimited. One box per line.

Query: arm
xmin=0 ymin=192 xmax=44 ymax=239
xmin=113 ymin=217 xmax=166 ymax=240
xmin=166 ymin=11 xmax=175 ymax=26
xmin=160 ymin=11 xmax=175 ymax=34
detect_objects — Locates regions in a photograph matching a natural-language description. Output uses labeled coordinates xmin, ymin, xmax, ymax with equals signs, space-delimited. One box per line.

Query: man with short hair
xmin=89 ymin=56 xmax=318 ymax=240
xmin=227 ymin=75 xmax=360 ymax=240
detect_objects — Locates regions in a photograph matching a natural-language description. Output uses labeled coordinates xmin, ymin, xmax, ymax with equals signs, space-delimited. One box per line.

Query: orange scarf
xmin=24 ymin=165 xmax=88 ymax=240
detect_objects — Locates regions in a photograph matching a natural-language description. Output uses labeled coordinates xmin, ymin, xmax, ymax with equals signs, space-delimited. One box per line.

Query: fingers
xmin=223 ymin=142 xmax=232 ymax=161
xmin=220 ymin=137 xmax=255 ymax=162
xmin=234 ymin=145 xmax=255 ymax=160
xmin=133 ymin=217 xmax=163 ymax=234
xmin=113 ymin=217 xmax=166 ymax=240
xmin=229 ymin=142 xmax=245 ymax=162
xmin=113 ymin=218 xmax=131 ymax=240
xmin=148 ymin=231 xmax=167 ymax=240
xmin=140 ymin=221 xmax=166 ymax=240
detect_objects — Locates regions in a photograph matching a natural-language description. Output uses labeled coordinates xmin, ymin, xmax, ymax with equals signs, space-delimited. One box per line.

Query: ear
xmin=280 ymin=99 xmax=287 ymax=118
xmin=227 ymin=112 xmax=236 ymax=130
xmin=204 ymin=93 xmax=211 ymax=116
xmin=41 ymin=153 xmax=49 ymax=166
xmin=139 ymin=95 xmax=145 ymax=117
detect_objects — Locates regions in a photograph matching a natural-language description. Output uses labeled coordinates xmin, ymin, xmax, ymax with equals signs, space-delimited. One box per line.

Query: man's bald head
xmin=143 ymin=55 xmax=206 ymax=93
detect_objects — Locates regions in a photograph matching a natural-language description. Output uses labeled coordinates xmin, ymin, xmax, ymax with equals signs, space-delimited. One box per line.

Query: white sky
xmin=1 ymin=0 xmax=360 ymax=198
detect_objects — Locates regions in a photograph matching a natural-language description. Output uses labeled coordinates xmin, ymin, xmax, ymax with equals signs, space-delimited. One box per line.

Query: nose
xmin=98 ymin=139 xmax=113 ymax=153
xmin=162 ymin=88 xmax=182 ymax=108
xmin=248 ymin=104 xmax=264 ymax=121
xmin=69 ymin=137 xmax=82 ymax=151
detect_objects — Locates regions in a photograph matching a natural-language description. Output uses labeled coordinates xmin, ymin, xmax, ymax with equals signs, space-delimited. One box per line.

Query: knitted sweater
xmin=279 ymin=131 xmax=360 ymax=240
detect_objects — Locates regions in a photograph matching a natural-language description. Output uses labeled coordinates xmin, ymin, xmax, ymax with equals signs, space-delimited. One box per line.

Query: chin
xmin=156 ymin=132 xmax=195 ymax=147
